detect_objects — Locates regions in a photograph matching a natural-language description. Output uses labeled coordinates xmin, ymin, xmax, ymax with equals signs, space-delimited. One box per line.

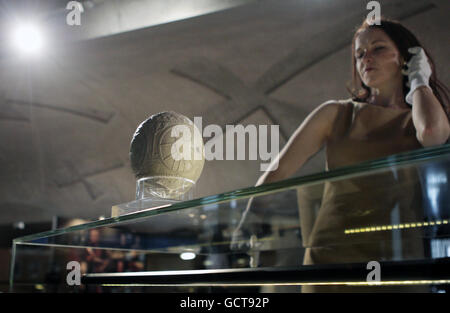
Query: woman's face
xmin=354 ymin=28 xmax=403 ymax=89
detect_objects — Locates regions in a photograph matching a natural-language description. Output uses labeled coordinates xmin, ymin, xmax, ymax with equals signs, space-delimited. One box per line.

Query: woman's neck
xmin=368 ymin=81 xmax=409 ymax=109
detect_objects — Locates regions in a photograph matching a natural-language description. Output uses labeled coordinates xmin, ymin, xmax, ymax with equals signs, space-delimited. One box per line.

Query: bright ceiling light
xmin=11 ymin=23 xmax=44 ymax=56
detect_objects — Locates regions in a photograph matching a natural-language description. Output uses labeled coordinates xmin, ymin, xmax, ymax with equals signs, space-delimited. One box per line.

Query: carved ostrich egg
xmin=129 ymin=111 xmax=204 ymax=197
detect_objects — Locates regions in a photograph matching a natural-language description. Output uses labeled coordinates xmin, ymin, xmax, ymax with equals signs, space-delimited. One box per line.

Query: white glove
xmin=403 ymin=47 xmax=432 ymax=105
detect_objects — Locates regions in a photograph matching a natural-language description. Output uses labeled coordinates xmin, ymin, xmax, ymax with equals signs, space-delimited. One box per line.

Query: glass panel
xmin=10 ymin=144 xmax=450 ymax=292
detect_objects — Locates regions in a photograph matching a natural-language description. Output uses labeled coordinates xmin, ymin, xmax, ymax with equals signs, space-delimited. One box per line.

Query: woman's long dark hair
xmin=348 ymin=17 xmax=449 ymax=119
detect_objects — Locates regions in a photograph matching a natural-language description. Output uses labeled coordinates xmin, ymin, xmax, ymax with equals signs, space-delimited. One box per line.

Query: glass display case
xmin=10 ymin=144 xmax=450 ymax=293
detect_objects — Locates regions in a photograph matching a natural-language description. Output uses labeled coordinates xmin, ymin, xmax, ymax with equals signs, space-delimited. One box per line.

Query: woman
xmin=259 ymin=18 xmax=449 ymax=183
xmin=237 ymin=17 xmax=450 ymax=292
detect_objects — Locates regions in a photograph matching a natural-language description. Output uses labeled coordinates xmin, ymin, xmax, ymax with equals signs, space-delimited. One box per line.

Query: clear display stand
xmin=111 ymin=176 xmax=195 ymax=217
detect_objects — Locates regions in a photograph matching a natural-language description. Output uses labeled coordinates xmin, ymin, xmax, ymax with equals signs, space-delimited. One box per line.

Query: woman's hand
xmin=403 ymin=47 xmax=432 ymax=105
xmin=404 ymin=47 xmax=450 ymax=146
xmin=230 ymin=196 xmax=254 ymax=251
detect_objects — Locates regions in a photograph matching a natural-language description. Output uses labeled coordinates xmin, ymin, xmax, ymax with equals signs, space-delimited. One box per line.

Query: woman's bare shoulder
xmin=314 ymin=99 xmax=353 ymax=117
xmin=322 ymin=98 xmax=356 ymax=107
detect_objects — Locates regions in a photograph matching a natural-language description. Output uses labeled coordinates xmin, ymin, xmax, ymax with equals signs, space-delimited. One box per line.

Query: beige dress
xmin=299 ymin=99 xmax=426 ymax=293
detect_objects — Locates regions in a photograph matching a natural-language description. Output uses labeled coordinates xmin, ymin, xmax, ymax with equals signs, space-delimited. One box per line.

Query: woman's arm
xmin=231 ymin=101 xmax=340 ymax=249
xmin=412 ymin=86 xmax=450 ymax=147
xmin=404 ymin=47 xmax=450 ymax=147
xmin=255 ymin=101 xmax=340 ymax=186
